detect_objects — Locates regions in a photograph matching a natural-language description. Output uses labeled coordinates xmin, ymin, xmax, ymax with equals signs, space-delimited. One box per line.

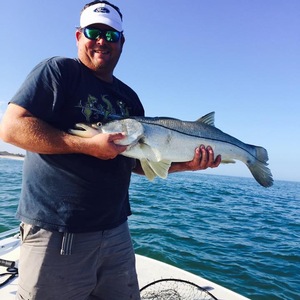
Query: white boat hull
xmin=0 ymin=229 xmax=249 ymax=299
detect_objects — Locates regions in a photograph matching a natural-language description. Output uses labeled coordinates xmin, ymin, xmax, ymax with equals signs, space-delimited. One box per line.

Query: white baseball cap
xmin=80 ymin=3 xmax=123 ymax=32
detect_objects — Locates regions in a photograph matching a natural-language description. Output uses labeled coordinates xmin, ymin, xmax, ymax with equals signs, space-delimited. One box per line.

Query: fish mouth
xmin=73 ymin=123 xmax=103 ymax=131
xmin=73 ymin=124 xmax=86 ymax=131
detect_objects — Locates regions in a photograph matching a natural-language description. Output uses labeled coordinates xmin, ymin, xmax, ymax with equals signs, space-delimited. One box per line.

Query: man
xmin=0 ymin=1 xmax=221 ymax=299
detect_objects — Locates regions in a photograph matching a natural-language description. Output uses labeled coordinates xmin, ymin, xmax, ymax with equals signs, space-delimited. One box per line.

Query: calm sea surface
xmin=0 ymin=158 xmax=299 ymax=299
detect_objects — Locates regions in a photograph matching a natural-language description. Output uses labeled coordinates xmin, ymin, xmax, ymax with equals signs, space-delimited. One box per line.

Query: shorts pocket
xmin=20 ymin=223 xmax=41 ymax=243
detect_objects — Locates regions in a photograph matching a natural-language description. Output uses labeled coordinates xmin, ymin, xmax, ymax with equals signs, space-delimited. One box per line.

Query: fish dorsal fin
xmin=196 ymin=112 xmax=215 ymax=127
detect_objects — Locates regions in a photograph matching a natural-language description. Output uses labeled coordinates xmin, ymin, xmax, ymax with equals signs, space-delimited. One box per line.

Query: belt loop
xmin=60 ymin=232 xmax=74 ymax=255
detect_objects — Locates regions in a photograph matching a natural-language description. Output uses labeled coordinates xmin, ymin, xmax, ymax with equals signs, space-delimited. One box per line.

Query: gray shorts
xmin=17 ymin=222 xmax=140 ymax=300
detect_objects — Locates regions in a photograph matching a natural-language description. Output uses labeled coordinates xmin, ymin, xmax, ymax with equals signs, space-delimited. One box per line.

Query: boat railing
xmin=0 ymin=228 xmax=19 ymax=240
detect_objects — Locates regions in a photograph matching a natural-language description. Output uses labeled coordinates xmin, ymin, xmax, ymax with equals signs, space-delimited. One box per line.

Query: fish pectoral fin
xmin=221 ymin=159 xmax=236 ymax=164
xmin=140 ymin=159 xmax=172 ymax=181
xmin=140 ymin=143 xmax=162 ymax=162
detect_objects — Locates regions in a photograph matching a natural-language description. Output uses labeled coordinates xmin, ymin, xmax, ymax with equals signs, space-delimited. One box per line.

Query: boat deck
xmin=1 ymin=230 xmax=250 ymax=299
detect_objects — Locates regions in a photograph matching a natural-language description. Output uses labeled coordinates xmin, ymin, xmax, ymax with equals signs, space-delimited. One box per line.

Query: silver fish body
xmin=70 ymin=112 xmax=273 ymax=187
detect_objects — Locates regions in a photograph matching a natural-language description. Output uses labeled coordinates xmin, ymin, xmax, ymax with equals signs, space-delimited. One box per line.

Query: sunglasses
xmin=82 ymin=27 xmax=122 ymax=43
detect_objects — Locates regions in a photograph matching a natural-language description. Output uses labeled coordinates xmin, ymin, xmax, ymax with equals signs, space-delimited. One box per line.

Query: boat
xmin=0 ymin=228 xmax=250 ymax=299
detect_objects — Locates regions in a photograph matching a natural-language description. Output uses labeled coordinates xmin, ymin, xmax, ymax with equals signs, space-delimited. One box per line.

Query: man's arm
xmin=0 ymin=103 xmax=127 ymax=160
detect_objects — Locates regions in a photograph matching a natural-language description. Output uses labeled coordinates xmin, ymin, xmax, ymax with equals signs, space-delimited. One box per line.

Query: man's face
xmin=76 ymin=24 xmax=124 ymax=82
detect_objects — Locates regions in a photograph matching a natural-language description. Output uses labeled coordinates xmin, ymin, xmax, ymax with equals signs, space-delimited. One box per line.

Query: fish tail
xmin=247 ymin=146 xmax=273 ymax=187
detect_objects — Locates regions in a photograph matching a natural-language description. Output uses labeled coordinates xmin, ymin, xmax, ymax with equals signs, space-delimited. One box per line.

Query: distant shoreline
xmin=0 ymin=151 xmax=25 ymax=161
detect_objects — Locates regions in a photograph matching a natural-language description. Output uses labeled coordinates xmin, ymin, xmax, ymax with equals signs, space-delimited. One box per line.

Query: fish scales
xmin=134 ymin=116 xmax=265 ymax=164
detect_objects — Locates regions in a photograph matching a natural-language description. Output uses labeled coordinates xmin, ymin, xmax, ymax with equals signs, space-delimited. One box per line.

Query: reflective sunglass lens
xmin=83 ymin=28 xmax=121 ymax=42
xmin=106 ymin=31 xmax=121 ymax=42
xmin=84 ymin=28 xmax=99 ymax=40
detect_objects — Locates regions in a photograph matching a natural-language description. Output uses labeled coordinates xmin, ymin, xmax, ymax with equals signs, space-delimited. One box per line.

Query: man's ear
xmin=121 ymin=34 xmax=125 ymax=46
xmin=75 ymin=30 xmax=82 ymax=43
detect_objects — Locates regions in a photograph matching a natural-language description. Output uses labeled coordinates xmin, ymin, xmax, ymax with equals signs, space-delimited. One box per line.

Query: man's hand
xmin=186 ymin=145 xmax=221 ymax=170
xmin=85 ymin=132 xmax=128 ymax=160
xmin=168 ymin=145 xmax=221 ymax=173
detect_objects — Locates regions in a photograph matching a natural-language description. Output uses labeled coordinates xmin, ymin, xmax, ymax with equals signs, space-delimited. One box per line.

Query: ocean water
xmin=0 ymin=157 xmax=299 ymax=300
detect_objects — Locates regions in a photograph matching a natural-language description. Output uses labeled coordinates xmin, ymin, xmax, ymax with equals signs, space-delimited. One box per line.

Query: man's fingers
xmin=197 ymin=145 xmax=221 ymax=169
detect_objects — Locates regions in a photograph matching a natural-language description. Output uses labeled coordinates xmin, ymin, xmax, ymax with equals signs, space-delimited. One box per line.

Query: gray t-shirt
xmin=11 ymin=56 xmax=144 ymax=233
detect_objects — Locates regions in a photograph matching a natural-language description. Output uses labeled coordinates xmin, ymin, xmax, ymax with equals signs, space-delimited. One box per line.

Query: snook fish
xmin=69 ymin=112 xmax=273 ymax=187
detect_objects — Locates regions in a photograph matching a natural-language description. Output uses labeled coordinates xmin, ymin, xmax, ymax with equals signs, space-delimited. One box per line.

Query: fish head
xmin=69 ymin=119 xmax=145 ymax=146
xmin=101 ymin=119 xmax=144 ymax=146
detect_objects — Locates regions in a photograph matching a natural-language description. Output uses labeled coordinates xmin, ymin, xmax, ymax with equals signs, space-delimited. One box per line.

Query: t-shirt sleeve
xmin=10 ymin=57 xmax=68 ymax=123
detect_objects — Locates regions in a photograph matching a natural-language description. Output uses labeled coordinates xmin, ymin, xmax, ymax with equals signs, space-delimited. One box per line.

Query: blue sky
xmin=0 ymin=1 xmax=299 ymax=183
